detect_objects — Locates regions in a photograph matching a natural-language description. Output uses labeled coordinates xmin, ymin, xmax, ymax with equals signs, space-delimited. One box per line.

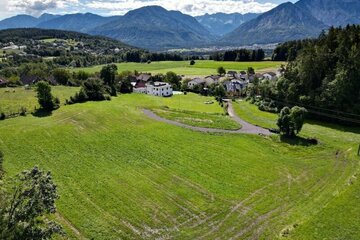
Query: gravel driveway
xmin=142 ymin=101 xmax=272 ymax=136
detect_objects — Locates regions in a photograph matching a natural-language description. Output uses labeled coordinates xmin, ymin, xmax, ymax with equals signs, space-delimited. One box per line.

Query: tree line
xmin=210 ymin=49 xmax=265 ymax=62
xmin=271 ymin=39 xmax=315 ymax=61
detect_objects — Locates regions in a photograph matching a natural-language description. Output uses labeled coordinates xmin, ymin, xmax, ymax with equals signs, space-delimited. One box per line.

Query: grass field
xmin=233 ymin=100 xmax=278 ymax=129
xmin=153 ymin=107 xmax=241 ymax=130
xmin=0 ymin=90 xmax=359 ymax=239
xmin=72 ymin=60 xmax=284 ymax=76
xmin=233 ymin=99 xmax=360 ymax=239
xmin=0 ymin=86 xmax=79 ymax=115
xmin=0 ymin=48 xmax=23 ymax=57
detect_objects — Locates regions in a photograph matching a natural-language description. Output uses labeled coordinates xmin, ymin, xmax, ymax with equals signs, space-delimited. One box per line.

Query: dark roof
xmin=128 ymin=75 xmax=137 ymax=82
xmin=265 ymin=72 xmax=277 ymax=77
xmin=20 ymin=75 xmax=57 ymax=85
xmin=136 ymin=74 xmax=152 ymax=82
xmin=206 ymin=75 xmax=221 ymax=80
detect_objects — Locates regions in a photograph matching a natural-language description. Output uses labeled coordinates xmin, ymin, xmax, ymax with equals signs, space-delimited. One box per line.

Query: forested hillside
xmin=274 ymin=25 xmax=360 ymax=120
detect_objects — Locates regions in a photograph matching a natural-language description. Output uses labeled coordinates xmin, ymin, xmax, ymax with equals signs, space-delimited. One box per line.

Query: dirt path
xmin=142 ymin=102 xmax=272 ymax=136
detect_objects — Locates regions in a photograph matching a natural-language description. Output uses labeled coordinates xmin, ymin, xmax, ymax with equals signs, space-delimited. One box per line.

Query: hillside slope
xmin=0 ymin=28 xmax=133 ymax=50
xmin=296 ymin=0 xmax=360 ymax=26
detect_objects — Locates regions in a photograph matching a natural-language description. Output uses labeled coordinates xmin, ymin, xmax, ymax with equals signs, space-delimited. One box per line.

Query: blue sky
xmin=0 ymin=0 xmax=297 ymax=20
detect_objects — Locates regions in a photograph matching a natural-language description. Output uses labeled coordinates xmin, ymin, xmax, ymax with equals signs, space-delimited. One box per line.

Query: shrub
xmin=69 ymin=78 xmax=109 ymax=104
xmin=0 ymin=112 xmax=5 ymax=120
xmin=277 ymin=106 xmax=307 ymax=137
xmin=19 ymin=107 xmax=27 ymax=116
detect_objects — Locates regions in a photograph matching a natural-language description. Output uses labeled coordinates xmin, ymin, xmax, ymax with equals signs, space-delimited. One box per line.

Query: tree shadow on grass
xmin=280 ymin=135 xmax=318 ymax=147
xmin=31 ymin=109 xmax=53 ymax=118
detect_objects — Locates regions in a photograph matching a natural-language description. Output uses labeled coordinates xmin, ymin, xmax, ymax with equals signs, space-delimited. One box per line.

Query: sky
xmin=0 ymin=0 xmax=296 ymax=20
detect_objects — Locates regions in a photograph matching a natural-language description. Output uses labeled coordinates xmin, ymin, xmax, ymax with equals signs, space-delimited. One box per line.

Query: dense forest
xmin=271 ymin=39 xmax=315 ymax=61
xmin=261 ymin=25 xmax=360 ymax=123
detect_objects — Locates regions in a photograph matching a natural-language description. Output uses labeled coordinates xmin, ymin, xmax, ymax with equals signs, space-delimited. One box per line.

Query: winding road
xmin=142 ymin=101 xmax=272 ymax=136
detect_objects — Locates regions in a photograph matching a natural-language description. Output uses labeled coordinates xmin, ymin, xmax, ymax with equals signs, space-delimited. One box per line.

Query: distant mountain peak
xmin=195 ymin=12 xmax=259 ymax=36
xmin=90 ymin=6 xmax=214 ymax=50
xmin=219 ymin=1 xmax=327 ymax=46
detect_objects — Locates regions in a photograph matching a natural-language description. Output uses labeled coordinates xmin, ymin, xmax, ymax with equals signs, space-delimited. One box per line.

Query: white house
xmin=146 ymin=82 xmax=173 ymax=97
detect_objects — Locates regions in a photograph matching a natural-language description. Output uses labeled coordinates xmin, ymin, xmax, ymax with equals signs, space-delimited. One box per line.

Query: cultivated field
xmin=72 ymin=60 xmax=284 ymax=76
xmin=0 ymin=90 xmax=359 ymax=239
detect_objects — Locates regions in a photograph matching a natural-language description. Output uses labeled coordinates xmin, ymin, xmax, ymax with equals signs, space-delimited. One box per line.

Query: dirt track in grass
xmin=142 ymin=102 xmax=272 ymax=136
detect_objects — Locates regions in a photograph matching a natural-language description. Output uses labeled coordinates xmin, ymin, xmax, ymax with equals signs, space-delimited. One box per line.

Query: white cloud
xmin=0 ymin=0 xmax=278 ymax=19
xmin=86 ymin=0 xmax=277 ymax=16
xmin=7 ymin=0 xmax=79 ymax=16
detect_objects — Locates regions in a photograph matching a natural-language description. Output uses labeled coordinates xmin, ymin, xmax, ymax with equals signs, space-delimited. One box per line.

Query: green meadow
xmin=153 ymin=107 xmax=241 ymax=130
xmin=0 ymin=89 xmax=359 ymax=239
xmin=0 ymin=86 xmax=79 ymax=115
xmin=72 ymin=60 xmax=283 ymax=76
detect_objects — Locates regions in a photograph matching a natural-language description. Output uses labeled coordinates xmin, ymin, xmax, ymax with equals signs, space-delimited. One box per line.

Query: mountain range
xmin=195 ymin=13 xmax=259 ymax=36
xmin=0 ymin=0 xmax=360 ymax=50
xmin=220 ymin=0 xmax=360 ymax=46
xmin=89 ymin=6 xmax=215 ymax=50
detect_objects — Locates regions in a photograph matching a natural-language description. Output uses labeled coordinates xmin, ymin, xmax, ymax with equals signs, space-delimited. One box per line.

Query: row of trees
xmin=211 ymin=49 xmax=265 ymax=62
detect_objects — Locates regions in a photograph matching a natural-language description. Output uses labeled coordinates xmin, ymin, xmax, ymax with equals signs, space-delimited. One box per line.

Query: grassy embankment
xmin=0 ymin=89 xmax=359 ymax=239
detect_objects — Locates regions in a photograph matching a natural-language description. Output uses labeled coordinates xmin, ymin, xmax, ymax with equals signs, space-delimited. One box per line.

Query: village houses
xmin=131 ymin=73 xmax=173 ymax=97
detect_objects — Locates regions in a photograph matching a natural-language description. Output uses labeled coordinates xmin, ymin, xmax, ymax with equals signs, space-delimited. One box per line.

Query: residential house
xmin=204 ymin=75 xmax=220 ymax=86
xmin=262 ymin=72 xmax=277 ymax=81
xmin=132 ymin=73 xmax=152 ymax=92
xmin=132 ymin=73 xmax=173 ymax=97
xmin=226 ymin=71 xmax=237 ymax=78
xmin=223 ymin=79 xmax=248 ymax=93
xmin=146 ymin=82 xmax=173 ymax=97
xmin=188 ymin=78 xmax=205 ymax=89
xmin=237 ymin=71 xmax=248 ymax=80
